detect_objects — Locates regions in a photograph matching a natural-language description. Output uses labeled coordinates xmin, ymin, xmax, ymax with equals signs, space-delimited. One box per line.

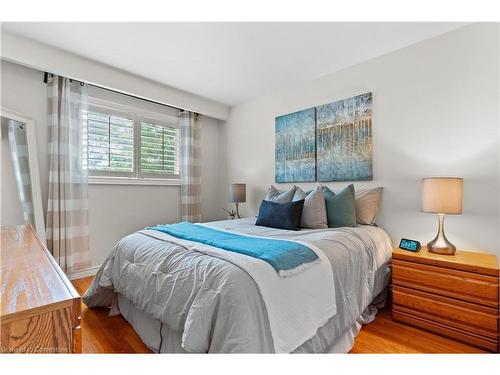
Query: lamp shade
xmin=229 ymin=183 xmax=246 ymax=203
xmin=421 ymin=177 xmax=463 ymax=214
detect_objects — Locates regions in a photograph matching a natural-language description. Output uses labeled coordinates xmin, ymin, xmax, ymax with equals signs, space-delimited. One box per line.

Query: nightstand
xmin=392 ymin=246 xmax=499 ymax=352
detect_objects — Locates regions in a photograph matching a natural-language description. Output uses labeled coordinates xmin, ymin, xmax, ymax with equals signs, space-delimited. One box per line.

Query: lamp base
xmin=427 ymin=240 xmax=456 ymax=255
xmin=234 ymin=202 xmax=241 ymax=219
xmin=427 ymin=214 xmax=456 ymax=255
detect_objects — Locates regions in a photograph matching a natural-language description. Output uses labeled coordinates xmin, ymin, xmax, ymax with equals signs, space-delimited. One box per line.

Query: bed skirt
xmin=117 ymin=289 xmax=387 ymax=354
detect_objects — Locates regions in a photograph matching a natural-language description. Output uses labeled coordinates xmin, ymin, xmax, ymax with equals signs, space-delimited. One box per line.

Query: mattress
xmin=83 ymin=217 xmax=392 ymax=353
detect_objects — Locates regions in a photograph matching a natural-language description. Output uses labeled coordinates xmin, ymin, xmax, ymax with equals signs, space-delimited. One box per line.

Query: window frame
xmin=86 ymin=98 xmax=181 ymax=185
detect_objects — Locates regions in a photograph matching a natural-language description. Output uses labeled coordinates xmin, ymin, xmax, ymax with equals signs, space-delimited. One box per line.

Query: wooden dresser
xmin=392 ymin=247 xmax=499 ymax=352
xmin=0 ymin=225 xmax=82 ymax=353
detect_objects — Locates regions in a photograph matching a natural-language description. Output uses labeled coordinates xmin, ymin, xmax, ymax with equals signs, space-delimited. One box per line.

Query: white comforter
xmin=83 ymin=218 xmax=393 ymax=353
xmin=142 ymin=225 xmax=336 ymax=353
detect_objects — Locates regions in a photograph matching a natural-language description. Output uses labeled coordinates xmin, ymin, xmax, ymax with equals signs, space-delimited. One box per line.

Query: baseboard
xmin=68 ymin=265 xmax=100 ymax=280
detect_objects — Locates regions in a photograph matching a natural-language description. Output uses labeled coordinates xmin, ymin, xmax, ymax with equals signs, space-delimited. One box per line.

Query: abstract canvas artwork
xmin=316 ymin=93 xmax=373 ymax=181
xmin=275 ymin=108 xmax=316 ymax=183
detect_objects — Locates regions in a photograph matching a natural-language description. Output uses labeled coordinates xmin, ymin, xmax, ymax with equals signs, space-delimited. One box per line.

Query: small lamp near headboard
xmin=229 ymin=183 xmax=246 ymax=219
xmin=422 ymin=177 xmax=463 ymax=255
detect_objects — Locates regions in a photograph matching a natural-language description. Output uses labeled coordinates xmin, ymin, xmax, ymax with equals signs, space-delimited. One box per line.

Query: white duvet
xmin=143 ymin=225 xmax=336 ymax=353
xmin=83 ymin=217 xmax=393 ymax=353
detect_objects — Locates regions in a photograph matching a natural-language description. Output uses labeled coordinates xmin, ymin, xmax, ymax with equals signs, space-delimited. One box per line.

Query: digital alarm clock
xmin=399 ymin=238 xmax=421 ymax=252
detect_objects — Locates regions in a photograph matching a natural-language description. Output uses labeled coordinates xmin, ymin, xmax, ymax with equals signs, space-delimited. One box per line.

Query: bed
xmin=83 ymin=217 xmax=392 ymax=353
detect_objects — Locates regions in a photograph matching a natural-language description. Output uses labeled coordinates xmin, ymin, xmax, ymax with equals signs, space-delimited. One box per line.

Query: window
xmin=84 ymin=99 xmax=180 ymax=184
xmin=140 ymin=122 xmax=180 ymax=176
xmin=87 ymin=112 xmax=134 ymax=173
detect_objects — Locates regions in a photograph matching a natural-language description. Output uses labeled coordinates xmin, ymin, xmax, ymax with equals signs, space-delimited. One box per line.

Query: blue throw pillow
xmin=321 ymin=184 xmax=357 ymax=228
xmin=255 ymin=199 xmax=305 ymax=231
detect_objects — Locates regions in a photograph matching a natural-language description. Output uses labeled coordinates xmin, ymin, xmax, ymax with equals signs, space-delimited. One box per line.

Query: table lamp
xmin=421 ymin=177 xmax=463 ymax=255
xmin=229 ymin=183 xmax=246 ymax=219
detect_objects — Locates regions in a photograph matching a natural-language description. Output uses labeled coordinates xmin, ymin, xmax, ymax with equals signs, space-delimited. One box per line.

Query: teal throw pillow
xmin=321 ymin=184 xmax=357 ymax=228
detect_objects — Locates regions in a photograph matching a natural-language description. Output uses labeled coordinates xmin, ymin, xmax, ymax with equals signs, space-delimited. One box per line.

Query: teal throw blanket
xmin=146 ymin=222 xmax=318 ymax=273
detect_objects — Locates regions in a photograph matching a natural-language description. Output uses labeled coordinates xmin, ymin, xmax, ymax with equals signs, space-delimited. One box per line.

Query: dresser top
xmin=393 ymin=246 xmax=499 ymax=276
xmin=0 ymin=225 xmax=80 ymax=320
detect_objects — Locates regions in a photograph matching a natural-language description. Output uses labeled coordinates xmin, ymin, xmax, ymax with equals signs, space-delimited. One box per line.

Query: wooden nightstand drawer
xmin=392 ymin=308 xmax=499 ymax=352
xmin=392 ymin=247 xmax=499 ymax=352
xmin=393 ymin=259 xmax=499 ymax=308
xmin=393 ymin=285 xmax=499 ymax=336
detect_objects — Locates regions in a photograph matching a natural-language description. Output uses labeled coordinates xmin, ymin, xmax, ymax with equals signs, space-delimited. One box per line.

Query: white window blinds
xmin=84 ymin=100 xmax=180 ymax=181
xmin=140 ymin=122 xmax=180 ymax=175
xmin=86 ymin=112 xmax=134 ymax=172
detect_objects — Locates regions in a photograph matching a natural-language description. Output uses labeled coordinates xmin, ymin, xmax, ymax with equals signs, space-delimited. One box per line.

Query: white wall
xmin=1 ymin=60 xmax=227 ymax=269
xmin=1 ymin=32 xmax=230 ymax=121
xmin=223 ymin=23 xmax=500 ymax=256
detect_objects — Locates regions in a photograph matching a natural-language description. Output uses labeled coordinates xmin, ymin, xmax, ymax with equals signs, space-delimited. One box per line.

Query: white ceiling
xmin=2 ymin=22 xmax=466 ymax=106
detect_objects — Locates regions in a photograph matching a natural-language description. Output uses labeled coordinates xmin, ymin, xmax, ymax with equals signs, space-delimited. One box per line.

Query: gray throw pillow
xmin=264 ymin=185 xmax=296 ymax=203
xmin=355 ymin=187 xmax=383 ymax=225
xmin=293 ymin=187 xmax=328 ymax=229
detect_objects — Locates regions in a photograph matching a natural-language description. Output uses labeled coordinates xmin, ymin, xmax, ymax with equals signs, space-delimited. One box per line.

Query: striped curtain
xmin=46 ymin=76 xmax=90 ymax=273
xmin=180 ymin=111 xmax=201 ymax=222
xmin=7 ymin=120 xmax=35 ymax=226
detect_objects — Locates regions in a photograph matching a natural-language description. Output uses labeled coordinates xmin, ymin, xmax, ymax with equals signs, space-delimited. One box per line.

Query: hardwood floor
xmin=72 ymin=276 xmax=486 ymax=354
xmin=72 ymin=277 xmax=151 ymax=353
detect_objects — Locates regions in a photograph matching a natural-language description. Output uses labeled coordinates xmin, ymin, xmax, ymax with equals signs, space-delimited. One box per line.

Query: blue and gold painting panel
xmin=316 ymin=92 xmax=373 ymax=181
xmin=275 ymin=108 xmax=316 ymax=183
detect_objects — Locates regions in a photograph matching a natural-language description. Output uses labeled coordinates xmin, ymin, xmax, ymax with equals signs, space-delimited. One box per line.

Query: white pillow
xmin=355 ymin=187 xmax=383 ymax=225
xmin=264 ymin=185 xmax=296 ymax=203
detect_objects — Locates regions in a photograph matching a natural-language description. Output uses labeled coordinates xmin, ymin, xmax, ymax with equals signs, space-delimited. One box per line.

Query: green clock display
xmin=399 ymin=238 xmax=421 ymax=252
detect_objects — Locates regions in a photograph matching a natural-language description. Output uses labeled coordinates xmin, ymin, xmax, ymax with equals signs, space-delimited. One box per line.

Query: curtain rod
xmin=43 ymin=72 xmax=198 ymax=116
